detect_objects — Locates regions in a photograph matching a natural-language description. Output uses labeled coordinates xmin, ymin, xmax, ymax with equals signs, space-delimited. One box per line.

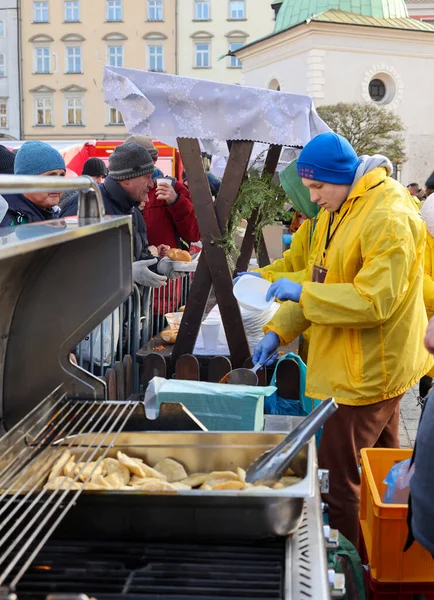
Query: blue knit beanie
xmin=14 ymin=141 xmax=66 ymax=176
xmin=297 ymin=132 xmax=360 ymax=185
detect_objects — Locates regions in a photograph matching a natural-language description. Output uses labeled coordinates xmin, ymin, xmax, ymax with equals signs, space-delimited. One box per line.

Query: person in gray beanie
xmin=60 ymin=143 xmax=180 ymax=288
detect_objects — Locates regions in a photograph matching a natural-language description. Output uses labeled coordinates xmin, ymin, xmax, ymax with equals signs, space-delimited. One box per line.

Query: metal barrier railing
xmin=77 ymin=273 xmax=194 ymax=394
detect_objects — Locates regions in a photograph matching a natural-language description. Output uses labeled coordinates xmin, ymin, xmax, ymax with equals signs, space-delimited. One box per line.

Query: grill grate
xmin=0 ymin=390 xmax=141 ymax=591
xmin=14 ymin=539 xmax=286 ymax=599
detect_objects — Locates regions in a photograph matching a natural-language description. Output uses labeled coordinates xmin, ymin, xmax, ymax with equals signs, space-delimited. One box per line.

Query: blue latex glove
xmin=252 ymin=332 xmax=280 ymax=366
xmin=233 ymin=271 xmax=262 ymax=285
xmin=266 ymin=279 xmax=302 ymax=302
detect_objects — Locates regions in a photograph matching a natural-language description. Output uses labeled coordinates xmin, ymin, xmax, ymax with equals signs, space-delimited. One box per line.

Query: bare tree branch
xmin=317 ymin=102 xmax=406 ymax=163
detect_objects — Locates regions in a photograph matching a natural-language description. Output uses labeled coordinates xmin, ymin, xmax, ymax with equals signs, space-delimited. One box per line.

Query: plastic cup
xmin=165 ymin=312 xmax=183 ymax=330
xmin=156 ymin=178 xmax=169 ymax=187
xmin=201 ymin=322 xmax=221 ymax=351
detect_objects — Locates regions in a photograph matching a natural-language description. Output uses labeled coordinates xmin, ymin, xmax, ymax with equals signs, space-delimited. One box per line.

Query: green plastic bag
xmin=328 ymin=533 xmax=366 ymax=600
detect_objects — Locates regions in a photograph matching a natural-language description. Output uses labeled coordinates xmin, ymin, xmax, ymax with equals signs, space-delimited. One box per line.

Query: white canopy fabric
xmin=103 ymin=67 xmax=329 ymax=157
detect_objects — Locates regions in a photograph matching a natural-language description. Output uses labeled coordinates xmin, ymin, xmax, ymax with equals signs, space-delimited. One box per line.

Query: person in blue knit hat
xmin=0 ymin=141 xmax=66 ymax=228
xmin=253 ymin=131 xmax=432 ymax=546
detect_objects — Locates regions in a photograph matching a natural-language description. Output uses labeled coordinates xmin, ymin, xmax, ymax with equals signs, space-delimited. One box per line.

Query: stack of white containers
xmin=194 ymin=275 xmax=280 ymax=354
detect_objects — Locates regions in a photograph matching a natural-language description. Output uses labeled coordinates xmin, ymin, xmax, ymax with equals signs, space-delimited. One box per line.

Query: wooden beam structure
xmin=172 ymin=138 xmax=254 ymax=368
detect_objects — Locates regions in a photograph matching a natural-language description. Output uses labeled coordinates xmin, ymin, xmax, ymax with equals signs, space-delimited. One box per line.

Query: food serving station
xmin=0 ymin=72 xmax=345 ymax=599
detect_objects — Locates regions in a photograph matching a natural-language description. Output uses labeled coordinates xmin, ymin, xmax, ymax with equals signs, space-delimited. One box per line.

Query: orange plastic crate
xmin=360 ymin=448 xmax=434 ymax=583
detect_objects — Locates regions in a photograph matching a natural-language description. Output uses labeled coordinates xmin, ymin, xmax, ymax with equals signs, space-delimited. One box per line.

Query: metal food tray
xmin=37 ymin=431 xmax=315 ymax=541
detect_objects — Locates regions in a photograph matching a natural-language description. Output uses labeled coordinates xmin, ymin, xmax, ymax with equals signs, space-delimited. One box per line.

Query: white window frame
xmin=107 ymin=44 xmax=124 ymax=67
xmin=34 ymin=46 xmax=51 ymax=74
xmin=65 ymin=94 xmax=84 ymax=126
xmin=194 ymin=41 xmax=210 ymax=68
xmin=64 ymin=1 xmax=80 ymax=22
xmin=106 ymin=0 xmax=122 ymax=22
xmin=228 ymin=41 xmax=244 ymax=68
xmin=229 ymin=0 xmax=245 ymax=19
xmin=195 ymin=0 xmax=210 ymax=20
xmin=34 ymin=95 xmax=53 ymax=126
xmin=0 ymin=100 xmax=7 ymax=128
xmin=0 ymin=54 xmax=5 ymax=77
xmin=148 ymin=0 xmax=163 ymax=21
xmin=34 ymin=1 xmax=49 ymax=23
xmin=148 ymin=44 xmax=164 ymax=72
xmin=65 ymin=45 xmax=82 ymax=73
xmin=107 ymin=105 xmax=124 ymax=125
xmin=0 ymin=21 xmax=5 ymax=37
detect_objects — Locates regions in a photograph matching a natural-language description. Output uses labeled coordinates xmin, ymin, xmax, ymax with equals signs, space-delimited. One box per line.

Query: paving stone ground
xmin=399 ymin=385 xmax=422 ymax=449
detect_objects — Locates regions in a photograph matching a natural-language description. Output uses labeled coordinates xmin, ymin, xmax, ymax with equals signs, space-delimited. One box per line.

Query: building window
xmin=148 ymin=45 xmax=164 ymax=72
xmin=107 ymin=0 xmax=122 ymax=21
xmin=0 ymin=101 xmax=7 ymax=128
xmin=66 ymin=96 xmax=83 ymax=125
xmin=34 ymin=1 xmax=49 ymax=23
xmin=35 ymin=47 xmax=50 ymax=73
xmin=35 ymin=96 xmax=52 ymax=125
xmin=108 ymin=45 xmax=124 ymax=67
xmin=195 ymin=0 xmax=210 ymax=20
xmin=369 ymin=78 xmax=386 ymax=102
xmin=229 ymin=0 xmax=245 ymax=19
xmin=148 ymin=0 xmax=163 ymax=21
xmin=108 ymin=107 xmax=124 ymax=125
xmin=0 ymin=55 xmax=4 ymax=77
xmin=0 ymin=22 xmax=4 ymax=37
xmin=229 ymin=42 xmax=243 ymax=67
xmin=66 ymin=46 xmax=82 ymax=73
xmin=195 ymin=42 xmax=210 ymax=68
xmin=65 ymin=1 xmax=80 ymax=21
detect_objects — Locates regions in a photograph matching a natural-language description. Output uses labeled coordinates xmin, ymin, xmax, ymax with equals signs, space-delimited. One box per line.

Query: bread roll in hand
xmin=167 ymin=248 xmax=192 ymax=262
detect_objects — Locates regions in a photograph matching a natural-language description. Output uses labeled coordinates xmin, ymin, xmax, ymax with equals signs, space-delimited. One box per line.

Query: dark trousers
xmin=318 ymin=395 xmax=402 ymax=547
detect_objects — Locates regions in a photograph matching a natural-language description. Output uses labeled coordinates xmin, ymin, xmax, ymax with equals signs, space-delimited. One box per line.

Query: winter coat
xmin=0 ymin=193 xmax=56 ymax=227
xmin=143 ymin=178 xmax=200 ymax=248
xmin=265 ymin=166 xmax=433 ymax=406
xmin=60 ymin=176 xmax=154 ymax=262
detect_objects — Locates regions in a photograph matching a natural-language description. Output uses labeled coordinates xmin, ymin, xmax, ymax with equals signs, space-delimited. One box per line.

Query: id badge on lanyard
xmin=312 ymin=264 xmax=328 ymax=283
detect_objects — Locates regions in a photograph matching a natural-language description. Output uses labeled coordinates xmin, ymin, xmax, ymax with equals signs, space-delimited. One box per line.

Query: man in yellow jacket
xmin=253 ymin=132 xmax=433 ymax=546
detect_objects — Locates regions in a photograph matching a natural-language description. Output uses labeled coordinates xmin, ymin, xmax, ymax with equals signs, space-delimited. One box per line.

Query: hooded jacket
xmin=0 ymin=193 xmax=56 ymax=227
xmin=60 ymin=176 xmax=154 ymax=262
xmin=264 ymin=163 xmax=433 ymax=406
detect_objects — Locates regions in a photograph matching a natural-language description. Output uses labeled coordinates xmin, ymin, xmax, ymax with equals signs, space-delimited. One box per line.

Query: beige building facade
xmin=177 ymin=0 xmax=275 ymax=83
xmin=20 ymin=0 xmax=176 ymax=140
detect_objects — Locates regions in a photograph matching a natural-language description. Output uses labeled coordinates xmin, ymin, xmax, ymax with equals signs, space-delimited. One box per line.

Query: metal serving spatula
xmin=245 ymin=398 xmax=338 ymax=484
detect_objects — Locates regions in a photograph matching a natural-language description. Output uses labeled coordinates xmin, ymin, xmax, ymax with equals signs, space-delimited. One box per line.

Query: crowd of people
xmin=1 ymin=132 xmax=434 ymax=557
xmin=0 ymin=138 xmax=202 ymax=290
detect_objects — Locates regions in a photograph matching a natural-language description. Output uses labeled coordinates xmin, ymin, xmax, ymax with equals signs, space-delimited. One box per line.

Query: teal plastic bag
xmin=265 ymin=352 xmax=322 ymax=445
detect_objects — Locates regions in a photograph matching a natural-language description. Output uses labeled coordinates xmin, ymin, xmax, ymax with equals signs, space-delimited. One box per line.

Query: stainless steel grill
xmin=0 ymin=389 xmax=140 ymax=591
xmin=0 ymin=176 xmax=337 ymax=599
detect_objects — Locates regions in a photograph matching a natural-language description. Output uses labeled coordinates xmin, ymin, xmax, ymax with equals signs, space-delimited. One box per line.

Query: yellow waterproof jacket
xmin=255 ymin=218 xmax=316 ymax=284
xmin=424 ymin=232 xmax=434 ymax=319
xmin=423 ymin=232 xmax=434 ymax=378
xmin=265 ymin=167 xmax=433 ymax=406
